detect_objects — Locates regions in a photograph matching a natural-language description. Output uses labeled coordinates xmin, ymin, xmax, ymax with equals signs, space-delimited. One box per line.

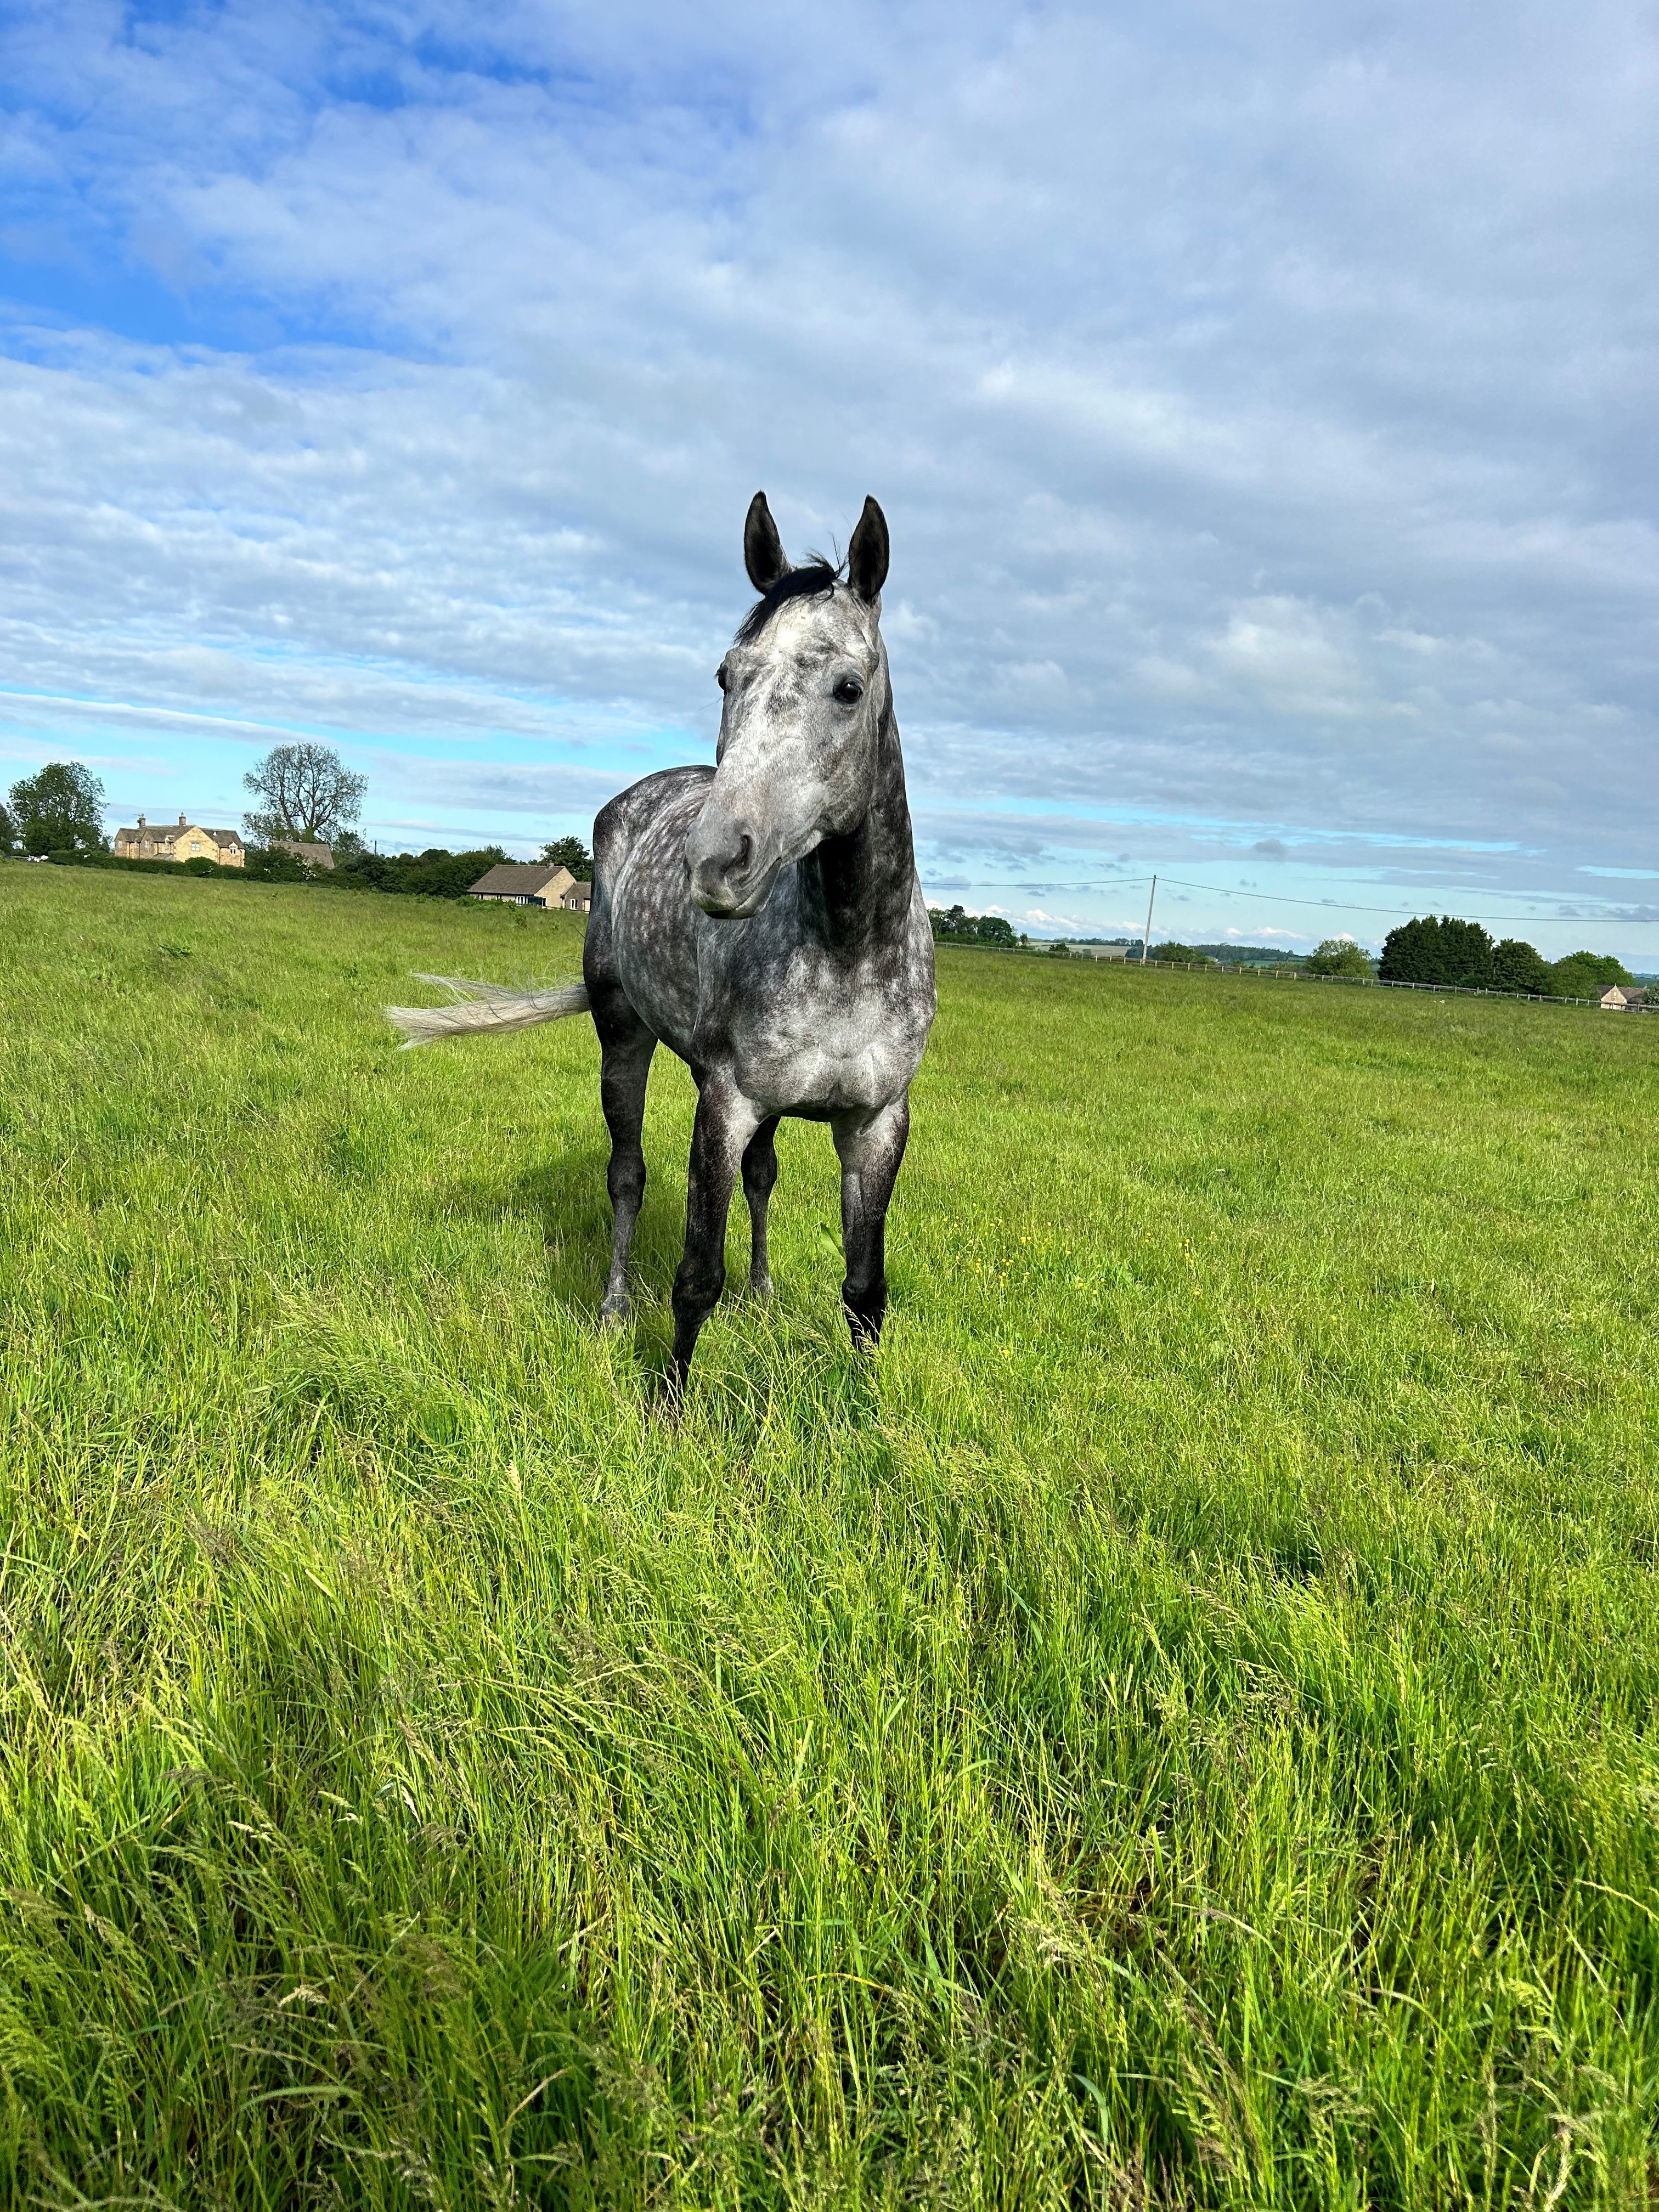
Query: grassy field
xmin=2 ymin=862 xmax=1658 ymax=2209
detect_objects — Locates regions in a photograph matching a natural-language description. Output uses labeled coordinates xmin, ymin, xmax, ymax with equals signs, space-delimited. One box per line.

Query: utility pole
xmin=1141 ymin=874 xmax=1158 ymax=963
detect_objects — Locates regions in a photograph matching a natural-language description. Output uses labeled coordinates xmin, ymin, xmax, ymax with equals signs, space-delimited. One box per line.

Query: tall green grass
xmin=2 ymin=862 xmax=1657 ymax=2208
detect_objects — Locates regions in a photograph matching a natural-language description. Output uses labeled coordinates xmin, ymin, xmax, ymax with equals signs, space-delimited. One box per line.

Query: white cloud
xmin=0 ymin=0 xmax=1654 ymax=943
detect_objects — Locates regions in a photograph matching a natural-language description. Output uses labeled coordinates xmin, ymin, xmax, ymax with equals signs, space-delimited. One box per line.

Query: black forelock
xmin=733 ymin=555 xmax=843 ymax=645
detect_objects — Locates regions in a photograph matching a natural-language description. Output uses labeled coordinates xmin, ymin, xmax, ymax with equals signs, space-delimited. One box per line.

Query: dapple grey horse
xmin=389 ymin=493 xmax=936 ymax=1390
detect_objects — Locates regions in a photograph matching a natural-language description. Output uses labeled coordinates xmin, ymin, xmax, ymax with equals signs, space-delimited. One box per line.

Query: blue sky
xmin=2 ymin=0 xmax=1656 ymax=952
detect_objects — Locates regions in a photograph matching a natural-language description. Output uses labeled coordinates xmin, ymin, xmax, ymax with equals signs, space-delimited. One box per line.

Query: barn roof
xmin=470 ymin=862 xmax=566 ymax=898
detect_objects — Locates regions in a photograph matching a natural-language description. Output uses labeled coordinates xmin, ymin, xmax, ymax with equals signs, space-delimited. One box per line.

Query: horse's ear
xmin=847 ymin=495 xmax=889 ymax=603
xmin=743 ymin=492 xmax=788 ymax=594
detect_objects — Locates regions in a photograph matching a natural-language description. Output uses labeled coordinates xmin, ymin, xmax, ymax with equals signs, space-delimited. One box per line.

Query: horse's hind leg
xmin=597 ymin=1014 xmax=656 ymax=1324
xmin=831 ymin=1093 xmax=911 ymax=1349
xmin=742 ymin=1116 xmax=781 ymax=1301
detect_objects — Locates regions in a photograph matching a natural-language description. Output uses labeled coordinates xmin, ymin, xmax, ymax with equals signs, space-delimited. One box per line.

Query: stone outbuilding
xmin=469 ymin=861 xmax=578 ymax=909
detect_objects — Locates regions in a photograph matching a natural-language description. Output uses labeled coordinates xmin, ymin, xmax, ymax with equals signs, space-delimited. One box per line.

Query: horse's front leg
xmin=670 ymin=1081 xmax=762 ymax=1393
xmin=742 ymin=1116 xmax=781 ymax=1301
xmin=831 ymin=1092 xmax=911 ymax=1350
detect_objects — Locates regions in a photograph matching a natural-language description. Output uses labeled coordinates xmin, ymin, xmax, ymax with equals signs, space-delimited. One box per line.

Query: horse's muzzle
xmin=687 ymin=815 xmax=770 ymax=917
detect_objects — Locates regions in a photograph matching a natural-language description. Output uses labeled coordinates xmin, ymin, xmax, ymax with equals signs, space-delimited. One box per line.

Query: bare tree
xmin=243 ymin=743 xmax=366 ymax=845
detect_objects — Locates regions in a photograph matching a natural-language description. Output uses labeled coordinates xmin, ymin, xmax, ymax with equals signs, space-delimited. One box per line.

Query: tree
xmin=9 ymin=761 xmax=105 ymax=854
xmin=1378 ymin=915 xmax=1495 ymax=988
xmin=244 ymin=842 xmax=313 ymax=883
xmin=973 ymin=915 xmax=1017 ymax=949
xmin=1305 ymin=936 xmax=1372 ymax=978
xmin=331 ymin=844 xmax=509 ymax=899
xmin=1150 ymin=941 xmax=1209 ymax=964
xmin=1550 ymin=950 xmax=1633 ymax=997
xmin=541 ymin=834 xmax=592 ymax=877
xmin=243 ymin=743 xmax=366 ymax=845
xmin=1491 ymin=938 xmax=1553 ymax=995
xmin=0 ymin=799 xmax=16 ymax=855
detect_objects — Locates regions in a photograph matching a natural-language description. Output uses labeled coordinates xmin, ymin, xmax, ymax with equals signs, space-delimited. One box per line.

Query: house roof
xmin=470 ymin=862 xmax=568 ymax=898
xmin=565 ymin=880 xmax=592 ymax=898
xmin=116 ymin=821 xmax=241 ymax=843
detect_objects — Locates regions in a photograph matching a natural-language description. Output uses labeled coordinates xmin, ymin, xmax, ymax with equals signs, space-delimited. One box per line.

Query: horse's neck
xmin=798 ymin=706 xmax=917 ymax=955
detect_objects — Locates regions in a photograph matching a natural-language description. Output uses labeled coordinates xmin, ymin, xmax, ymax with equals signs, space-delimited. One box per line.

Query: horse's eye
xmin=832 ymin=675 xmax=864 ymax=706
xmin=716 ymin=665 xmax=728 ymax=691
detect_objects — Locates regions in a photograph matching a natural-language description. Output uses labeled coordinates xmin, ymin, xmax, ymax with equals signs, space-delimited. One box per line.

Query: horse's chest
xmin=723 ymin=962 xmax=926 ymax=1113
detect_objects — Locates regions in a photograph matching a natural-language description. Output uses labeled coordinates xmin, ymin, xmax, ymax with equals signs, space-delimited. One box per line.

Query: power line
xmin=1161 ymin=875 xmax=1659 ymax=923
xmin=946 ymin=871 xmax=1659 ymax=926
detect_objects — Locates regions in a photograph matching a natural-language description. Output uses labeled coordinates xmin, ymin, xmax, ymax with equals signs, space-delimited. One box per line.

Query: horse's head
xmin=686 ymin=492 xmax=891 ymax=919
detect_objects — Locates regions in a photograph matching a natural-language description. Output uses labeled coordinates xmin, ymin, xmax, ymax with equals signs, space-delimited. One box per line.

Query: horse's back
xmin=593 ymin=765 xmax=712 ymax=868
xmin=586 ymin=766 xmax=712 ymax=1059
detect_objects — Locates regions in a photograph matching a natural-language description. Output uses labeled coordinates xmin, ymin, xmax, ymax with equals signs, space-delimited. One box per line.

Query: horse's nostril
xmin=687 ymin=816 xmax=756 ymax=909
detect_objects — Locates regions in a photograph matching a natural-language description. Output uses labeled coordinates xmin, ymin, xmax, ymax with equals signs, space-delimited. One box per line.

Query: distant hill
xmin=1189 ymin=943 xmax=1307 ymax=966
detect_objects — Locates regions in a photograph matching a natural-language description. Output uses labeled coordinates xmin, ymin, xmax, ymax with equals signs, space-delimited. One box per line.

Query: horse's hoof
xmin=598 ymin=1299 xmax=631 ymax=1331
xmin=843 ymin=1295 xmax=884 ymax=1352
xmin=652 ymin=1363 xmax=687 ymax=1421
xmin=747 ymin=1274 xmax=774 ymax=1305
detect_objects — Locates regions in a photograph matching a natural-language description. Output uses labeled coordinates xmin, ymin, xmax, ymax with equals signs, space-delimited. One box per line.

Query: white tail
xmin=385 ymin=973 xmax=591 ymax=1048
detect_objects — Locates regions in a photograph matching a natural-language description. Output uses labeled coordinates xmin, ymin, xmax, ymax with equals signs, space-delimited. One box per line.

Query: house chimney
xmin=179 ymin=812 xmax=188 ymax=827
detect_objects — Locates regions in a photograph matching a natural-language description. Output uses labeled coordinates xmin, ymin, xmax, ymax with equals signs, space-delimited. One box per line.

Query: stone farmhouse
xmin=1600 ymin=984 xmax=1648 ymax=1011
xmin=112 ymin=814 xmax=245 ymax=866
xmin=469 ymin=861 xmax=592 ymax=912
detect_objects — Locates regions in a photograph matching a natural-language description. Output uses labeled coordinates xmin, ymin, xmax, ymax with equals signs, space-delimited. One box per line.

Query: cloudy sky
xmin=2 ymin=0 xmax=1655 ymax=951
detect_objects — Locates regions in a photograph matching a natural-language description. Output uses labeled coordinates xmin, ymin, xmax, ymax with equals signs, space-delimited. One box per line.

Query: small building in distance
xmin=469 ymin=861 xmax=594 ymax=911
xmin=1068 ymin=943 xmax=1127 ymax=961
xmin=1600 ymin=984 xmax=1646 ymax=1011
xmin=112 ymin=814 xmax=245 ymax=867
xmin=272 ymin=839 xmax=335 ymax=870
xmin=469 ymin=861 xmax=576 ymax=909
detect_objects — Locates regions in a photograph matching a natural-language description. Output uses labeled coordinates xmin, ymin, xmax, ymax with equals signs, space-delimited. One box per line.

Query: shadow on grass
xmin=438 ymin=1137 xmax=873 ymax=1426
xmin=437 ymin=1138 xmax=685 ymax=1327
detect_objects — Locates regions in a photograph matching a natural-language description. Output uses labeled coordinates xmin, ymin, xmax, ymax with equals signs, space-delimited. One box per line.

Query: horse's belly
xmin=618 ymin=946 xmax=697 ymax=1062
xmin=603 ymin=778 xmax=707 ymax=1060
